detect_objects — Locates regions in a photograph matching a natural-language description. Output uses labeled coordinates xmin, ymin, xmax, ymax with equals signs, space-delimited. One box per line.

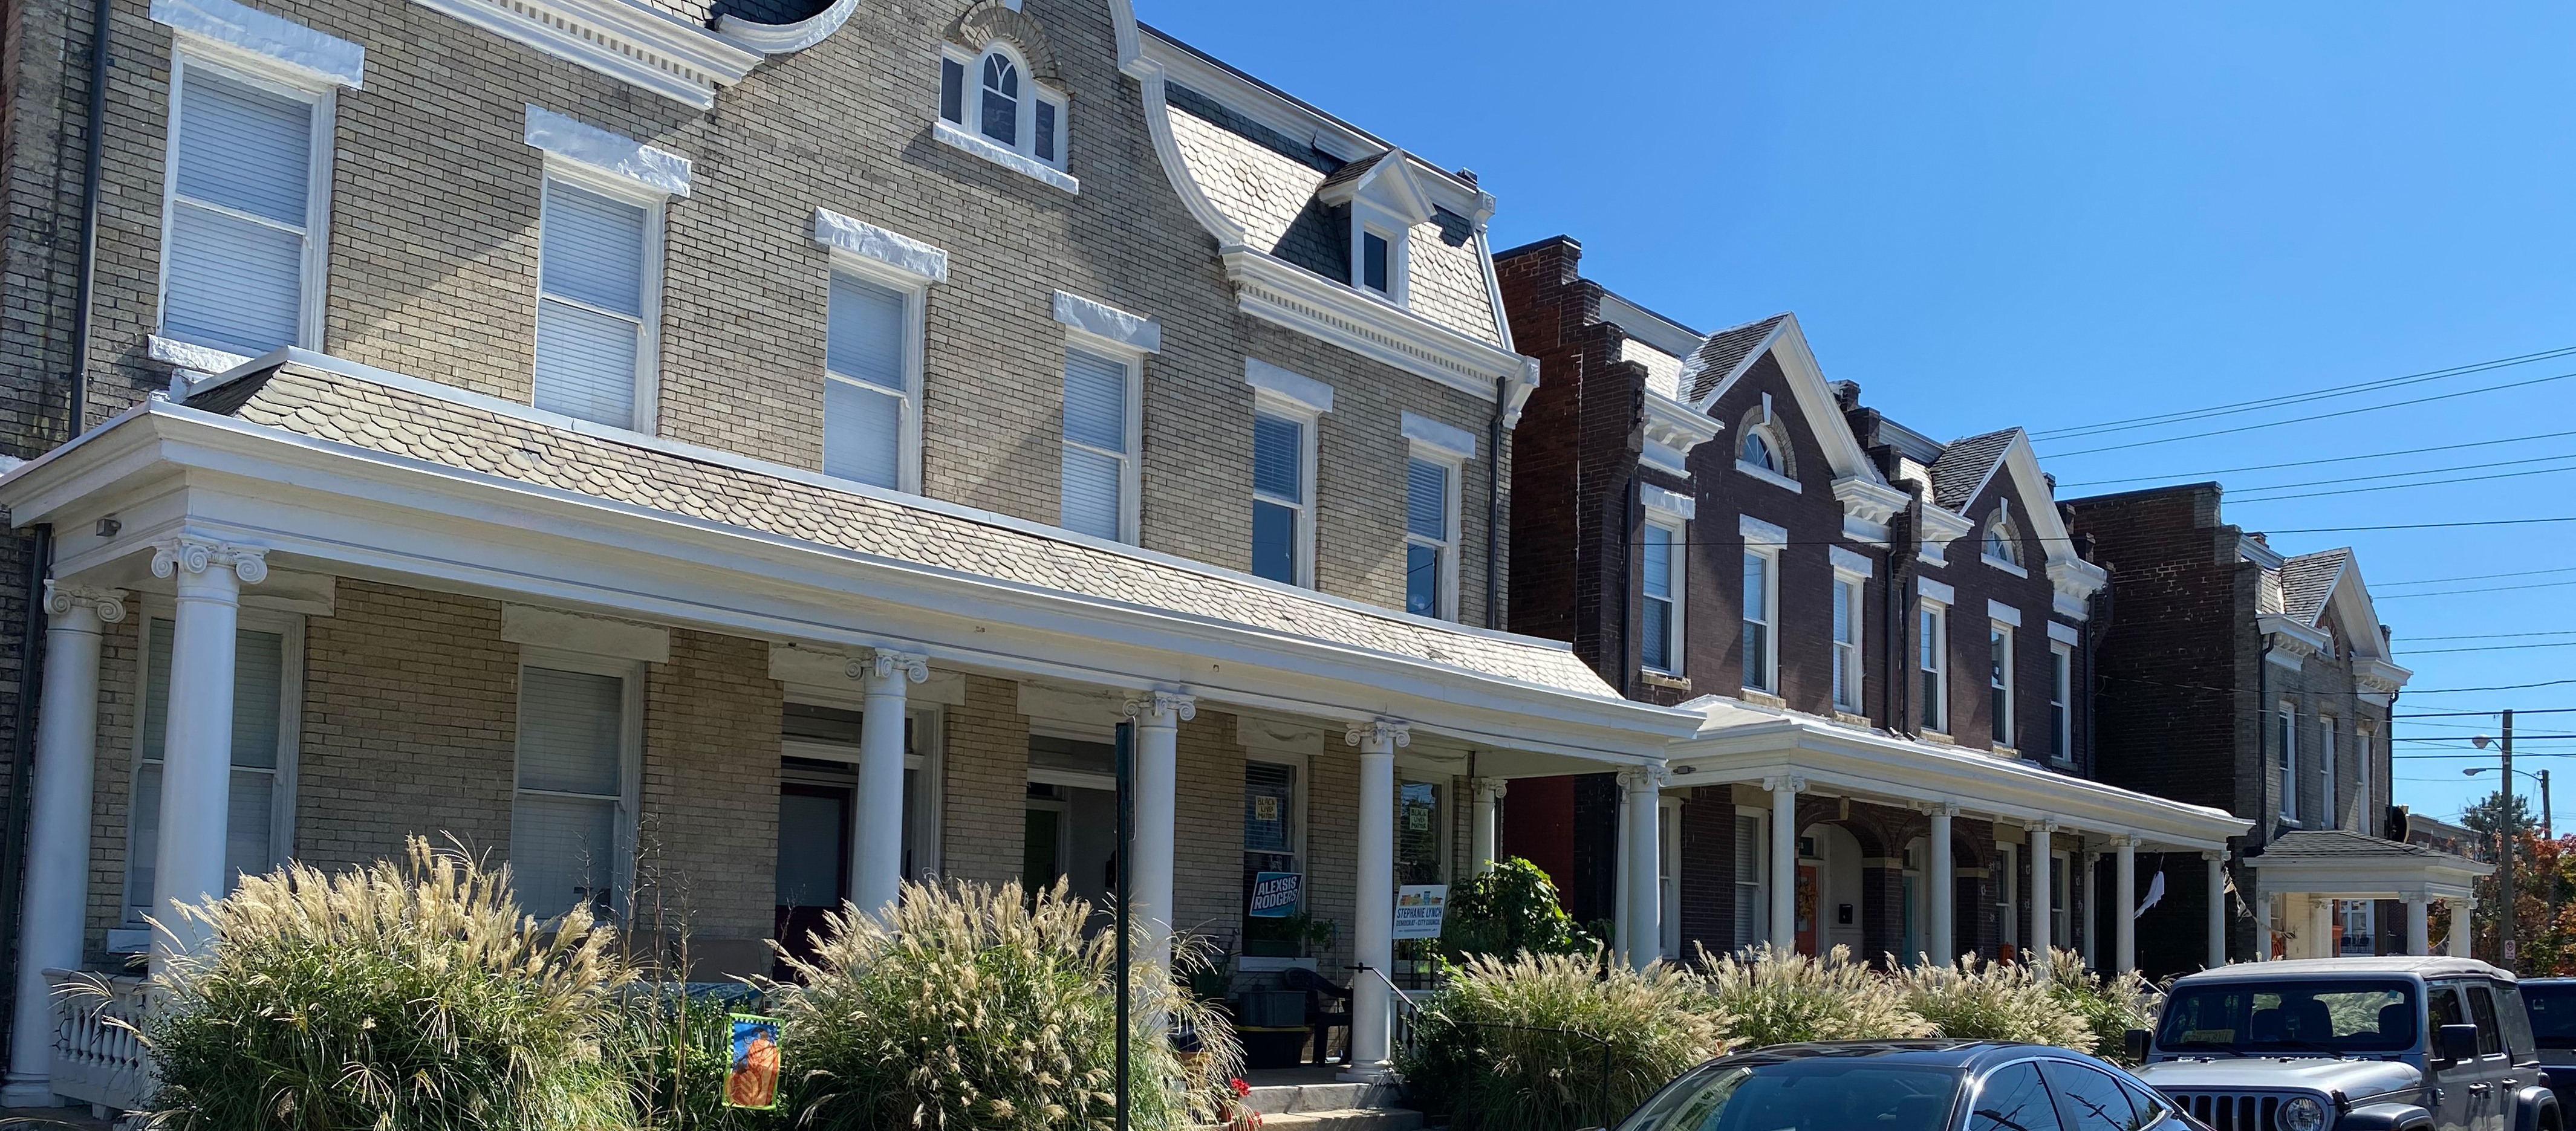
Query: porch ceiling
xmin=1665 ymin=696 xmax=2251 ymax=851
xmin=0 ymin=349 xmax=1702 ymax=765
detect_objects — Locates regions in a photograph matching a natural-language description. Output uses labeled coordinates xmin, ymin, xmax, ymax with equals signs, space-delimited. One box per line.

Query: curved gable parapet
xmin=713 ymin=0 xmax=854 ymax=54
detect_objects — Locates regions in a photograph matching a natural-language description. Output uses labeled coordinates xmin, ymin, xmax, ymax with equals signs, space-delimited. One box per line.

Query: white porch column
xmin=1618 ymin=765 xmax=1668 ymax=969
xmin=851 ymin=650 xmax=926 ymax=920
xmin=149 ymin=537 xmax=264 ymax=973
xmin=2115 ymin=837 xmax=2138 ymax=974
xmin=2205 ymin=851 xmax=2228 ymax=968
xmin=2 ymin=583 xmax=124 ymax=1107
xmin=2310 ymin=895 xmax=2335 ymax=960
xmin=2405 ymin=898 xmax=2430 ymax=955
xmin=1344 ymin=718 xmax=1407 ymax=1081
xmin=2254 ymin=890 xmax=2273 ymax=962
xmin=2448 ymin=899 xmax=2472 ymax=958
xmin=1766 ymin=776 xmax=1804 ymax=953
xmin=2079 ymin=844 xmax=2098 ymax=971
xmin=1470 ymin=777 xmax=1507 ymax=873
xmin=1124 ymin=691 xmax=1195 ymax=973
xmin=1929 ymin=803 xmax=1956 ymax=966
xmin=2028 ymin=822 xmax=2055 ymax=960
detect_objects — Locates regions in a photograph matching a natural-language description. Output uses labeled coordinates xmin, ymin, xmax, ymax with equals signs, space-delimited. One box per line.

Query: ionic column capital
xmin=2202 ymin=849 xmax=2226 ymax=863
xmin=1917 ymin=800 xmax=1962 ymax=819
xmin=42 ymin=580 xmax=125 ymax=626
xmin=148 ymin=535 xmax=266 ymax=586
xmin=1761 ymin=774 xmax=1807 ymax=794
xmin=848 ymin=649 xmax=929 ymax=687
xmin=1124 ymin=690 xmax=1198 ymax=726
xmin=1344 ymin=718 xmax=1410 ymax=750
xmin=1471 ymin=776 xmax=1510 ymax=800
xmin=1616 ymin=763 xmax=1671 ymax=792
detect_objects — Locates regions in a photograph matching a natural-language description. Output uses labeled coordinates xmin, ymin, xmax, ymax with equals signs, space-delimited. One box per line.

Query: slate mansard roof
xmin=171 ymin=356 xmax=1616 ymax=697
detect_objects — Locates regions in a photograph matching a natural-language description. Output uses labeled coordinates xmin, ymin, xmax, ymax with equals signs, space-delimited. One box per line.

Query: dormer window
xmin=938 ymin=44 xmax=1067 ymax=170
xmin=1982 ymin=511 xmax=2025 ymax=573
xmin=1316 ymin=149 xmax=1436 ymax=308
xmin=1362 ymin=230 xmax=1391 ymax=294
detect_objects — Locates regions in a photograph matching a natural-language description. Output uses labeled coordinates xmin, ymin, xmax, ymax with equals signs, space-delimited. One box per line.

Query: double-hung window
xmin=823 ymin=268 xmax=923 ymax=490
xmin=158 ymin=55 xmax=334 ymax=361
xmin=1641 ymin=521 xmax=1680 ymax=673
xmin=1740 ymin=549 xmax=1776 ymax=692
xmin=1989 ymin=624 xmax=2015 ymax=750
xmin=1732 ymin=814 xmax=1764 ymax=950
xmin=512 ymin=655 xmax=640 ymax=919
xmin=1405 ymin=458 xmax=1456 ymax=617
xmin=1830 ymin=578 xmax=1863 ymax=711
xmin=1060 ymin=346 xmax=1138 ymax=542
xmin=2358 ymin=724 xmax=2377 ymax=831
xmin=2277 ymin=704 xmax=2298 ymax=823
xmin=1251 ymin=412 xmax=1312 ymax=585
xmin=122 ymin=611 xmax=301 ymax=929
xmin=2047 ymin=641 xmax=2073 ymax=763
xmin=1919 ymin=600 xmax=1948 ymax=732
xmin=533 ymin=173 xmax=662 ymax=430
xmin=2320 ymin=716 xmax=2339 ymax=829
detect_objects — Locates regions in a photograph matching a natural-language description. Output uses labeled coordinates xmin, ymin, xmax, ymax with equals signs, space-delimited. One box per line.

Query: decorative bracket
xmin=148 ymin=535 xmax=267 ymax=585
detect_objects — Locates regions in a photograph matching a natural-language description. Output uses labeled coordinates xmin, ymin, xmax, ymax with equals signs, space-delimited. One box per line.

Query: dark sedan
xmin=1610 ymin=1040 xmax=2205 ymax=1131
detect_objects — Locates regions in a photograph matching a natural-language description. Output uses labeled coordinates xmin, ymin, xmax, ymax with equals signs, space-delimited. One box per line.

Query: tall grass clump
xmin=2037 ymin=950 xmax=2159 ymax=1063
xmin=1694 ymin=945 xmax=1933 ymax=1048
xmin=771 ymin=877 xmax=1239 ymax=1131
xmin=1895 ymin=953 xmax=2093 ymax=1050
xmin=138 ymin=836 xmax=636 ymax=1131
xmin=1400 ymin=950 xmax=1725 ymax=1131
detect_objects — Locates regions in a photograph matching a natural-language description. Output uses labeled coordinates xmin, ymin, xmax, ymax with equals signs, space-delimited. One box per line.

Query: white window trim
xmin=533 ymin=158 xmax=669 ymax=434
xmin=2358 ymin=724 xmax=2377 ymax=832
xmin=1741 ymin=542 xmax=1779 ymax=694
xmin=2277 ymin=702 xmax=2298 ymax=824
xmin=1734 ymin=808 xmax=1768 ymax=950
xmin=1353 ymin=213 xmax=1411 ymax=305
xmin=1830 ymin=571 xmax=1865 ymax=713
xmin=1251 ymin=395 xmax=1322 ymax=588
xmin=1642 ymin=514 xmax=1686 ymax=676
xmin=1919 ymin=598 xmax=1950 ymax=734
xmin=1658 ymin=794 xmax=1683 ymax=957
xmin=822 ymin=250 xmax=932 ymax=496
xmin=1996 ymin=840 xmax=2017 ymax=946
xmin=1981 ymin=510 xmax=2029 ymax=578
xmin=1403 ymin=442 xmax=1465 ymax=621
xmin=1735 ymin=450 xmax=1803 ymax=493
xmin=935 ymin=42 xmax=1076 ymax=193
xmin=154 ymin=50 xmax=337 ymax=366
xmin=1735 ymin=397 xmax=1801 ymax=492
xmin=1989 ymin=621 xmax=2015 ymax=752
xmin=2047 ymin=640 xmax=2075 ymax=766
xmin=513 ymin=645 xmax=646 ymax=919
xmin=2320 ymin=715 xmax=2339 ymax=829
xmin=120 ymin=599 xmax=306 ymax=930
xmin=1062 ymin=327 xmax=1147 ymax=545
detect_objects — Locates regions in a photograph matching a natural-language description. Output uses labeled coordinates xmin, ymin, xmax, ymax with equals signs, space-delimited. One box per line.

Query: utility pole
xmin=2503 ymin=708 xmax=2517 ymax=971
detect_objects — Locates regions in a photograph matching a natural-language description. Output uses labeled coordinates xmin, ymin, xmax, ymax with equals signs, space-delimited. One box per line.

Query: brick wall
xmin=639 ymin=629 xmax=782 ymax=959
xmin=940 ymin=673 xmax=1029 ymax=886
xmin=1173 ymin=712 xmax=1244 ymax=943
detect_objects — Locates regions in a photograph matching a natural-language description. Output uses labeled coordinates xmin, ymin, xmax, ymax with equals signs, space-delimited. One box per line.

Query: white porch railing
xmin=42 ymin=968 xmax=153 ymax=1112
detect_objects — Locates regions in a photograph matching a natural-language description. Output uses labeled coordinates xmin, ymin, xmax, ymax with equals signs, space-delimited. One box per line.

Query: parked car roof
xmin=1719 ymin=1040 xmax=2080 ymax=1071
xmin=2178 ymin=957 xmax=2509 ymax=982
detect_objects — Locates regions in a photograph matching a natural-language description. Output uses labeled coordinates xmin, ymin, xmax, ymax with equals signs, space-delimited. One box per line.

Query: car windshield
xmin=2156 ymin=979 xmax=2419 ymax=1054
xmin=2527 ymin=983 xmax=2576 ymax=1049
xmin=1616 ymin=1057 xmax=1962 ymax=1131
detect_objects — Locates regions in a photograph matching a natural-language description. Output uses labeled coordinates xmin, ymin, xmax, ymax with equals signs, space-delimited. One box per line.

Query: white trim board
xmin=152 ymin=0 xmax=364 ymax=89
xmin=524 ymin=107 xmax=691 ymax=196
xmin=411 ymin=0 xmax=758 ymax=109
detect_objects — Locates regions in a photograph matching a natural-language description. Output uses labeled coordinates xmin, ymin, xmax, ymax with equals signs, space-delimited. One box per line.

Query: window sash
xmin=2320 ymin=721 xmax=2338 ymax=826
xmin=513 ymin=662 xmax=634 ymax=918
xmin=1642 ymin=523 xmax=1676 ymax=672
xmin=2278 ymin=708 xmax=2298 ymax=821
xmin=1989 ymin=626 xmax=2012 ymax=748
xmin=2048 ymin=645 xmax=2072 ymax=760
xmin=1831 ymin=578 xmax=1861 ymax=711
xmin=1919 ymin=604 xmax=1946 ymax=731
xmin=1741 ymin=550 xmax=1772 ymax=692
xmin=1362 ymin=231 xmax=1390 ymax=293
xmin=160 ymin=57 xmax=324 ymax=358
xmin=1404 ymin=456 xmax=1457 ymax=618
xmin=1061 ymin=346 xmax=1133 ymax=540
xmin=533 ymin=176 xmax=655 ymax=429
xmin=123 ymin=615 xmax=295 ymax=927
xmin=1732 ymin=814 xmax=1763 ymax=950
xmin=824 ymin=270 xmax=916 ymax=490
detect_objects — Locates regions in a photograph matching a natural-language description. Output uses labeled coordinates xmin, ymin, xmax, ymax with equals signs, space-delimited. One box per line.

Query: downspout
xmin=0 ymin=0 xmax=107 ymax=1029
xmin=1485 ymin=374 xmax=1503 ymax=630
xmin=1886 ymin=496 xmax=1920 ymax=736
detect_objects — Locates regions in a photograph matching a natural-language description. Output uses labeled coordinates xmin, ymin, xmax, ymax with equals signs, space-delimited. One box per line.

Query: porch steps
xmin=1237 ymin=1080 xmax=1421 ymax=1131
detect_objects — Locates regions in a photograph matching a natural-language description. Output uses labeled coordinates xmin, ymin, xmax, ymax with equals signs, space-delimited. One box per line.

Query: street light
xmin=2471 ymin=715 xmax=2520 ymax=970
xmin=2464 ymin=764 xmax=2551 ymax=838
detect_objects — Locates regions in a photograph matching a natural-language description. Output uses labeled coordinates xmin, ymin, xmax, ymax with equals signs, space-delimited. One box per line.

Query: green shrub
xmin=603 ymin=987 xmax=784 ymax=1130
xmin=770 ymin=877 xmax=1238 ymax=1131
xmin=2037 ymin=950 xmax=2159 ymax=1063
xmin=1400 ymin=950 xmax=1724 ymax=1131
xmin=138 ymin=837 xmax=636 ymax=1131
xmin=1439 ymin=858 xmax=1595 ymax=961
xmin=1896 ymin=954 xmax=2093 ymax=1049
xmin=1694 ymin=945 xmax=1934 ymax=1048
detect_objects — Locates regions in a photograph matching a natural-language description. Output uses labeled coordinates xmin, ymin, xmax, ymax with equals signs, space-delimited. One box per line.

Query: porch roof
xmin=2244 ymin=829 xmax=2490 ymax=902
xmin=1664 ymin=695 xmax=2252 ymax=850
xmin=1 ymin=349 xmax=1703 ymax=765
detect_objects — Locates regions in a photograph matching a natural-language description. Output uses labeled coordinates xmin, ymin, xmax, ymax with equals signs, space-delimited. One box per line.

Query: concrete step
xmin=1243 ymin=1107 xmax=1425 ymax=1131
xmin=1244 ymin=1080 xmax=1394 ymax=1115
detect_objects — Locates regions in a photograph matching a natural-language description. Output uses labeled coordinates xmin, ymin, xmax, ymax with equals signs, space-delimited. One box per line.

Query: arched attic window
xmin=938 ymin=42 xmax=1067 ymax=169
xmin=1734 ymin=400 xmax=1795 ymax=485
xmin=1982 ymin=509 xmax=2023 ymax=569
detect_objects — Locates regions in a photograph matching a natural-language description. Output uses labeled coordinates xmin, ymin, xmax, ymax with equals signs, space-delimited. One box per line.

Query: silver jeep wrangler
xmin=2128 ymin=956 xmax=2560 ymax=1131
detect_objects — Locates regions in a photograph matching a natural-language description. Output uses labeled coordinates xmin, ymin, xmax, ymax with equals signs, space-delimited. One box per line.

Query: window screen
xmin=164 ymin=64 xmax=314 ymax=357
xmin=533 ymin=180 xmax=651 ymax=427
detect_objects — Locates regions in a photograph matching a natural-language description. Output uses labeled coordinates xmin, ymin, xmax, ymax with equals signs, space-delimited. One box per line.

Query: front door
xmin=1795 ymin=863 xmax=1819 ymax=954
xmin=774 ymin=782 xmax=850 ymax=974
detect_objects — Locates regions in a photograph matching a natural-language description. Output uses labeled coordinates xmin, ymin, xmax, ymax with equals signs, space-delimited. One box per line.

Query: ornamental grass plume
xmin=1399 ymin=949 xmax=1725 ymax=1131
xmin=1693 ymin=944 xmax=1934 ymax=1048
xmin=135 ymin=835 xmax=637 ymax=1131
xmin=770 ymin=877 xmax=1240 ymax=1131
xmin=2036 ymin=949 xmax=2160 ymax=1063
xmin=1895 ymin=951 xmax=2094 ymax=1050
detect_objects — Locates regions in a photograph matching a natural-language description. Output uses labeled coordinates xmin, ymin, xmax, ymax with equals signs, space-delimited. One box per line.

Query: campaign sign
xmin=1391 ymin=884 xmax=1449 ymax=940
xmin=724 ymin=1014 xmax=783 ymax=1110
xmin=1249 ymin=871 xmax=1303 ymax=918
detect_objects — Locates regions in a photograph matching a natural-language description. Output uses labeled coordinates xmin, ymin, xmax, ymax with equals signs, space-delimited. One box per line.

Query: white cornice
xmin=2259 ymin=613 xmax=2330 ymax=656
xmin=2356 ymin=657 xmax=2413 ymax=695
xmin=1642 ymin=392 xmax=1721 ymax=479
xmin=1223 ymin=246 xmax=1535 ymax=410
xmin=2046 ymin=557 xmax=2109 ymax=621
xmin=1832 ymin=476 xmax=1907 ymax=546
xmin=1917 ymin=502 xmax=1976 ymax=563
xmin=410 ymin=0 xmax=760 ymax=110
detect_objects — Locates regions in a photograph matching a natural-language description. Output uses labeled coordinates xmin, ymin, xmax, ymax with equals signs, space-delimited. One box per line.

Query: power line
xmin=2407 ymin=678 xmax=2576 ymax=695
xmin=1630 ymin=514 xmax=2576 ymax=553
xmin=2226 ymin=450 xmax=2576 ymax=497
xmin=2057 ymin=429 xmax=2576 ymax=489
xmin=2382 ymin=567 xmax=2576 ymax=589
xmin=2398 ymin=707 xmax=2576 ymax=719
xmin=2377 ymin=579 xmax=2576 ymax=601
xmin=2400 ymin=628 xmax=2576 ymax=641
xmin=2229 ymin=461 xmax=2576 ymax=505
xmin=2029 ymin=345 xmax=2576 ymax=442
xmin=2400 ymin=641 xmax=2576 ymax=655
xmin=2398 ymin=733 xmax=2576 ymax=742
xmin=2042 ymin=368 xmax=2576 ymax=458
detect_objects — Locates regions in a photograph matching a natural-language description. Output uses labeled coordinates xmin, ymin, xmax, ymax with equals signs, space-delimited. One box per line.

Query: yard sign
xmin=725 ymin=1014 xmax=783 ymax=1110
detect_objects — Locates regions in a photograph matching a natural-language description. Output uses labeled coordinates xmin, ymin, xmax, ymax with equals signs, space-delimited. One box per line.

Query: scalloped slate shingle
xmin=2277 ymin=548 xmax=2350 ymax=625
xmin=191 ymin=363 xmax=1615 ymax=698
xmin=1681 ymin=314 xmax=1789 ymax=403
xmin=1929 ymin=429 xmax=2019 ymax=511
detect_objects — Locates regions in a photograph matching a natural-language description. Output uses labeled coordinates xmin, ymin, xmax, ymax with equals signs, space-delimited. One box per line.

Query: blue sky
xmin=1145 ymin=1 xmax=2576 ymax=826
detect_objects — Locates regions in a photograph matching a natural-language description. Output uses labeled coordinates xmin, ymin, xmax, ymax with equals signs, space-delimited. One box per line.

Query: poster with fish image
xmin=725 ymin=1014 xmax=782 ymax=1110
